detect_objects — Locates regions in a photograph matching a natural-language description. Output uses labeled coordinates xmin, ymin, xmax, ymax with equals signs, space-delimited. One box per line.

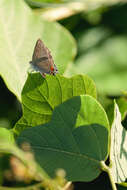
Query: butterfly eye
xmin=50 ymin=65 xmax=54 ymax=71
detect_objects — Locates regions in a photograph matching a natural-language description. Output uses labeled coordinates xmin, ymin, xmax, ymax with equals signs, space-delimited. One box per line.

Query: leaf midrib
xmin=31 ymin=145 xmax=101 ymax=164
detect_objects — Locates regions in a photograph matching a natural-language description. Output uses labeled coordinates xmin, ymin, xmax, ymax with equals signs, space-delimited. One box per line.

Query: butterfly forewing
xmin=31 ymin=39 xmax=54 ymax=74
xmin=30 ymin=39 xmax=58 ymax=75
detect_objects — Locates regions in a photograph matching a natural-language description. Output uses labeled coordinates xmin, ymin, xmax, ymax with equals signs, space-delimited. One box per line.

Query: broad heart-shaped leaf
xmin=110 ymin=102 xmax=127 ymax=183
xmin=17 ymin=95 xmax=109 ymax=182
xmin=0 ymin=0 xmax=76 ymax=100
xmin=14 ymin=73 xmax=96 ymax=134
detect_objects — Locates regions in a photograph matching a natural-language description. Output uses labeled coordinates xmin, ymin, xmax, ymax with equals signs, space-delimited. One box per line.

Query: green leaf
xmin=17 ymin=95 xmax=109 ymax=182
xmin=0 ymin=0 xmax=76 ymax=100
xmin=14 ymin=73 xmax=97 ymax=134
xmin=110 ymin=102 xmax=127 ymax=183
xmin=14 ymin=117 xmax=30 ymax=134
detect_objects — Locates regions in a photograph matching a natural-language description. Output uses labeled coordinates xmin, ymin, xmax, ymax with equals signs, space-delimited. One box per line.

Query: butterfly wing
xmin=31 ymin=39 xmax=54 ymax=74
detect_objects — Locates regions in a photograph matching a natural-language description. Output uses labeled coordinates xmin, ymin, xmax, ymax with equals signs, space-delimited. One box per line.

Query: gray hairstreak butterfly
xmin=30 ymin=39 xmax=58 ymax=78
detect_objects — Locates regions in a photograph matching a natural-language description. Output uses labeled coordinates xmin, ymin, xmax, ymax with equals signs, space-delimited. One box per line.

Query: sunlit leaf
xmin=17 ymin=95 xmax=109 ymax=181
xmin=0 ymin=0 xmax=76 ymax=100
xmin=14 ymin=73 xmax=96 ymax=134
xmin=110 ymin=102 xmax=127 ymax=183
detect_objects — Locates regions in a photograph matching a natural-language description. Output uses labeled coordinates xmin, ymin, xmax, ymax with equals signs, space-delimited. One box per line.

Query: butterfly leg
xmin=41 ymin=73 xmax=46 ymax=78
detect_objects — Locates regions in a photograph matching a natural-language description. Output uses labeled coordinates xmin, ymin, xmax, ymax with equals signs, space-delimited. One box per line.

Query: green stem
xmin=100 ymin=161 xmax=117 ymax=190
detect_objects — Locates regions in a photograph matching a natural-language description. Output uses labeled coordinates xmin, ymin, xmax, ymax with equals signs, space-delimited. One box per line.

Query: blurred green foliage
xmin=1 ymin=0 xmax=127 ymax=189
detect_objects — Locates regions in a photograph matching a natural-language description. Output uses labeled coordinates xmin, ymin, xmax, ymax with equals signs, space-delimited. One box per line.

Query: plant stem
xmin=100 ymin=161 xmax=117 ymax=190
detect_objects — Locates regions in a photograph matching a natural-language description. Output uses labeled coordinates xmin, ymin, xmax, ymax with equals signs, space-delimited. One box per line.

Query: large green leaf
xmin=110 ymin=102 xmax=127 ymax=183
xmin=0 ymin=0 xmax=76 ymax=100
xmin=14 ymin=73 xmax=96 ymax=134
xmin=17 ymin=95 xmax=109 ymax=181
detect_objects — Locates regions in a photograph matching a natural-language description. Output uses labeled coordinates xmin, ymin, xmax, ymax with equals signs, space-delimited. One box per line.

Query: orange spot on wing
xmin=50 ymin=65 xmax=54 ymax=71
